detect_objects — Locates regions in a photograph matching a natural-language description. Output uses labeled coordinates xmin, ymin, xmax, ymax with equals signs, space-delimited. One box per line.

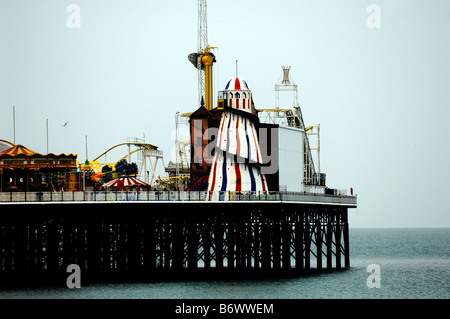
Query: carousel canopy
xmin=101 ymin=177 xmax=149 ymax=189
xmin=0 ymin=144 xmax=39 ymax=157
xmin=0 ymin=144 xmax=77 ymax=170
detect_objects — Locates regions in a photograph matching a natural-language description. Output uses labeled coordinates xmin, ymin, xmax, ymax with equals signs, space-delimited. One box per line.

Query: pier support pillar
xmin=227 ymin=220 xmax=235 ymax=269
xmin=316 ymin=219 xmax=322 ymax=270
xmin=326 ymin=219 xmax=333 ymax=270
xmin=335 ymin=218 xmax=341 ymax=270
xmin=214 ymin=215 xmax=224 ymax=270
xmin=246 ymin=215 xmax=252 ymax=269
xmin=46 ymin=220 xmax=59 ymax=273
xmin=187 ymin=221 xmax=198 ymax=270
xmin=273 ymin=220 xmax=281 ymax=270
xmin=294 ymin=215 xmax=304 ymax=270
xmin=203 ymin=218 xmax=212 ymax=270
xmin=172 ymin=217 xmax=184 ymax=270
xmin=343 ymin=210 xmax=350 ymax=268
xmin=282 ymin=216 xmax=291 ymax=270
xmin=304 ymin=214 xmax=311 ymax=270
xmin=261 ymin=216 xmax=271 ymax=270
xmin=253 ymin=216 xmax=261 ymax=269
xmin=143 ymin=221 xmax=156 ymax=271
xmin=14 ymin=223 xmax=27 ymax=274
xmin=87 ymin=218 xmax=101 ymax=274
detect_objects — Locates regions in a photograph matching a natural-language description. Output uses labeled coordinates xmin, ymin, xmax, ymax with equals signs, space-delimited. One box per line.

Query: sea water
xmin=0 ymin=228 xmax=449 ymax=299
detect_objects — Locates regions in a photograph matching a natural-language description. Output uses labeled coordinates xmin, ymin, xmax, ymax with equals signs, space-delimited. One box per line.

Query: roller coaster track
xmin=92 ymin=142 xmax=164 ymax=185
xmin=92 ymin=142 xmax=159 ymax=162
xmin=0 ymin=139 xmax=15 ymax=147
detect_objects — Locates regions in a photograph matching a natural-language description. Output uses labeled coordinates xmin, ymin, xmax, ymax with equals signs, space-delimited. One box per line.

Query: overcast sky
xmin=1 ymin=0 xmax=449 ymax=227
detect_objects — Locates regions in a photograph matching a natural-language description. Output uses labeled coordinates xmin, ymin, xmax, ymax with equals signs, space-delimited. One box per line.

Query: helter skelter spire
xmin=207 ymin=77 xmax=267 ymax=200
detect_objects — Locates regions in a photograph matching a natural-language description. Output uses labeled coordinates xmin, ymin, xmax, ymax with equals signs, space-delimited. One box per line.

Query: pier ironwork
xmin=0 ymin=195 xmax=354 ymax=284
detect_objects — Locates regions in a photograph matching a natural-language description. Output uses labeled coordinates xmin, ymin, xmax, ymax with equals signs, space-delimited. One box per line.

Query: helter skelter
xmin=207 ymin=77 xmax=268 ymax=200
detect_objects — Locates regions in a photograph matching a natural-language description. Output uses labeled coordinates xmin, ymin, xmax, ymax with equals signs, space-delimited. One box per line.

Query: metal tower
xmin=197 ymin=0 xmax=208 ymax=107
xmin=275 ymin=66 xmax=299 ymax=113
xmin=188 ymin=0 xmax=216 ymax=110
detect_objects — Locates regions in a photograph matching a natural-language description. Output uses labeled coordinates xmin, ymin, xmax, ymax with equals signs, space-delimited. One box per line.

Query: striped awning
xmin=101 ymin=177 xmax=149 ymax=189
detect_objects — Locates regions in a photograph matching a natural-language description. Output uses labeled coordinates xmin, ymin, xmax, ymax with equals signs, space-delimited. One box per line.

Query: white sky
xmin=1 ymin=0 xmax=449 ymax=227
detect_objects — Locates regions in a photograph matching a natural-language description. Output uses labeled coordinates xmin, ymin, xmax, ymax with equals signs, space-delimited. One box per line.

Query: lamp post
xmin=13 ymin=106 xmax=15 ymax=144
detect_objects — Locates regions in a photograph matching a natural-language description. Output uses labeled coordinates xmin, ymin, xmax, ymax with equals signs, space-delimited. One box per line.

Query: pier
xmin=0 ymin=191 xmax=356 ymax=285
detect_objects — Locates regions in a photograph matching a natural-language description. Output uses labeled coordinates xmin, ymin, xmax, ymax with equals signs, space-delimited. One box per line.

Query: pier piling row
xmin=0 ymin=201 xmax=351 ymax=284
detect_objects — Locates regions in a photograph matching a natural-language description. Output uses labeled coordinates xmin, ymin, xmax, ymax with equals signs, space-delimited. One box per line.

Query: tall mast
xmin=189 ymin=0 xmax=216 ymax=110
xmin=197 ymin=0 xmax=207 ymax=107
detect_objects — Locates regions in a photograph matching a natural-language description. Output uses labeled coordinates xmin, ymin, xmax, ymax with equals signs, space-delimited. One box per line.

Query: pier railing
xmin=0 ymin=190 xmax=357 ymax=206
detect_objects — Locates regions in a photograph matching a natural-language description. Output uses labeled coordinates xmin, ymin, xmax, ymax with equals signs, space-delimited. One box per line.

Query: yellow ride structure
xmin=92 ymin=139 xmax=165 ymax=185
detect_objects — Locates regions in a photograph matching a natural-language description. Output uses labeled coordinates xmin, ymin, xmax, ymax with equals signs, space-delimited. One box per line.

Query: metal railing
xmin=0 ymin=190 xmax=357 ymax=205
